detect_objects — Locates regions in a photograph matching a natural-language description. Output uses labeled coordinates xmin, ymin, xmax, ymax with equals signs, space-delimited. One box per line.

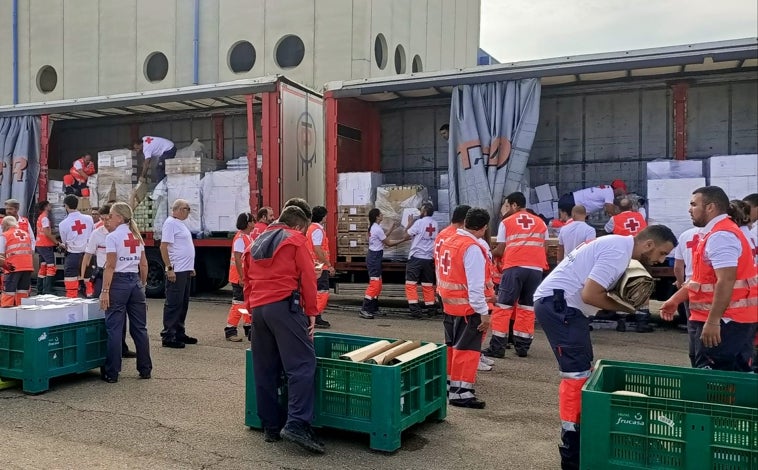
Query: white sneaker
xmin=480 ymin=356 xmax=495 ymax=366
xmin=478 ymin=359 xmax=493 ymax=371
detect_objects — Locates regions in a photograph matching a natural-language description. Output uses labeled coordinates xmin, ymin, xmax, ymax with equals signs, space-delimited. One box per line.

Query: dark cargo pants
xmin=103 ymin=273 xmax=152 ymax=379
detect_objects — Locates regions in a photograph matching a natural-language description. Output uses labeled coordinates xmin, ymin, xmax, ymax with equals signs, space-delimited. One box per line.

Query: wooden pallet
xmin=336 ymin=255 xmax=367 ymax=263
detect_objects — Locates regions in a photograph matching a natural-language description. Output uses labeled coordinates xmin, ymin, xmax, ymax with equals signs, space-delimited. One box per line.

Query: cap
xmin=611 ymin=179 xmax=628 ymax=193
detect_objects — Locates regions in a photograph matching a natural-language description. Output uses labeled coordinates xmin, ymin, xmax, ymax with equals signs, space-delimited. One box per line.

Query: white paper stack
xmin=647 ymin=177 xmax=706 ymax=237
xmin=166 ymin=174 xmax=203 ymax=233
xmin=436 ymin=189 xmax=450 ymax=212
xmin=0 ymin=307 xmax=16 ymax=326
xmin=15 ymin=304 xmax=84 ymax=328
xmin=337 ymin=172 xmax=383 ymax=206
xmin=201 ymin=170 xmax=251 ymax=232
xmin=707 ymin=154 xmax=758 ymax=200
xmin=647 ymin=159 xmax=704 ymax=179
xmin=432 ymin=212 xmax=450 ymax=232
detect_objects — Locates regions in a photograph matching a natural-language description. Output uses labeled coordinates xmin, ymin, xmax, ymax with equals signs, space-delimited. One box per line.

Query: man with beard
xmin=533 ymin=224 xmax=676 ymax=470
xmin=660 ymin=186 xmax=757 ymax=372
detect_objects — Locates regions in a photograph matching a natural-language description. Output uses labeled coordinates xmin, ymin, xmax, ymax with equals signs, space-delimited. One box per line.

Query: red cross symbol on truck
xmin=623 ymin=217 xmax=641 ymax=233
xmin=440 ymin=251 xmax=452 ymax=275
xmin=516 ymin=214 xmax=534 ymax=230
xmin=425 ymin=223 xmax=436 ymax=238
xmin=124 ymin=233 xmax=141 ymax=254
xmin=686 ymin=234 xmax=701 ymax=258
xmin=72 ymin=220 xmax=88 ymax=235
xmin=144 ymin=137 xmax=153 ymax=144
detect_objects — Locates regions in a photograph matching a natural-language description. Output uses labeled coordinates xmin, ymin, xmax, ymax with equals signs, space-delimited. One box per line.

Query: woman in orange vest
xmin=306 ymin=206 xmax=333 ymax=329
xmin=225 ymin=212 xmax=254 ymax=342
xmin=35 ymin=200 xmax=60 ymax=295
xmin=0 ymin=217 xmax=35 ymax=306
xmin=360 ymin=209 xmax=400 ymax=319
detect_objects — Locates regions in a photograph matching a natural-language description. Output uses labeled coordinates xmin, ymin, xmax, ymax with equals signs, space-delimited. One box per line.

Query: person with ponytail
xmin=224 ymin=212 xmax=254 ymax=342
xmin=98 ymin=202 xmax=152 ymax=383
xmin=360 ymin=209 xmax=400 ymax=319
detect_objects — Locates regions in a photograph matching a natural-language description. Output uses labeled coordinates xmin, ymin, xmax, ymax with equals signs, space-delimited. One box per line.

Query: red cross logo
xmin=686 ymin=234 xmax=701 ymax=258
xmin=124 ymin=233 xmax=141 ymax=254
xmin=425 ymin=223 xmax=436 ymax=238
xmin=441 ymin=251 xmax=452 ymax=275
xmin=623 ymin=217 xmax=641 ymax=233
xmin=14 ymin=229 xmax=27 ymax=240
xmin=72 ymin=220 xmax=87 ymax=235
xmin=516 ymin=214 xmax=534 ymax=230
xmin=144 ymin=137 xmax=153 ymax=144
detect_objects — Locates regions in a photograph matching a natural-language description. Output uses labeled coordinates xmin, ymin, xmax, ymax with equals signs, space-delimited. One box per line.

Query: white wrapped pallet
xmin=337 ymin=172 xmax=383 ymax=206
xmin=166 ymin=174 xmax=202 ymax=233
xmin=647 ymin=177 xmax=706 ymax=237
xmin=374 ymin=185 xmax=428 ymax=260
xmin=201 ymin=170 xmax=251 ymax=232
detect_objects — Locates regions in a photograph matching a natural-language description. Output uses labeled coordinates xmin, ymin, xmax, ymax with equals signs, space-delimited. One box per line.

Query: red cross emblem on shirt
xmin=144 ymin=137 xmax=153 ymax=144
xmin=686 ymin=234 xmax=701 ymax=258
xmin=516 ymin=214 xmax=534 ymax=230
xmin=440 ymin=250 xmax=452 ymax=275
xmin=124 ymin=233 xmax=141 ymax=254
xmin=623 ymin=217 xmax=641 ymax=233
xmin=72 ymin=220 xmax=87 ymax=235
xmin=14 ymin=229 xmax=27 ymax=240
xmin=425 ymin=223 xmax=436 ymax=238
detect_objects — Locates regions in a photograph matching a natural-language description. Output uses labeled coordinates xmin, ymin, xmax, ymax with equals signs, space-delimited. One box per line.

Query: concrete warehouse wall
xmin=0 ymin=0 xmax=480 ymax=105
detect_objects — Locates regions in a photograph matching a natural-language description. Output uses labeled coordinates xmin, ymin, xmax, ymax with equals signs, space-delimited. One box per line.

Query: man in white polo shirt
xmin=134 ymin=136 xmax=177 ymax=183
xmin=557 ymin=205 xmax=596 ymax=262
xmin=58 ymin=195 xmax=94 ymax=298
xmin=160 ymin=199 xmax=197 ymax=349
xmin=533 ymin=224 xmax=676 ymax=469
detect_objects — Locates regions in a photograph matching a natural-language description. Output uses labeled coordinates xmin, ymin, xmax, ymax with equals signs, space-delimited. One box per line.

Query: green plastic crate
xmin=581 ymin=360 xmax=758 ymax=470
xmin=245 ymin=332 xmax=447 ymax=451
xmin=0 ymin=319 xmax=107 ymax=394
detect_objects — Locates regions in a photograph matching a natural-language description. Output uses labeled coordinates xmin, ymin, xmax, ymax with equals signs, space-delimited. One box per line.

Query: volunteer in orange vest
xmin=58 ymin=195 xmax=94 ymax=298
xmin=482 ymin=192 xmax=548 ymax=359
xmin=69 ymin=154 xmax=96 ymax=196
xmin=35 ymin=200 xmax=60 ymax=295
xmin=4 ymin=199 xmax=35 ymax=244
xmin=604 ymin=197 xmax=647 ymax=236
xmin=661 ymin=186 xmax=758 ymax=372
xmin=306 ymin=206 xmax=333 ymax=329
xmin=536 ymin=225 xmax=676 ymax=469
xmin=433 ymin=205 xmax=471 ymax=272
xmin=399 ymin=202 xmax=439 ymax=318
xmin=252 ymin=207 xmax=275 ymax=239
xmin=729 ymin=199 xmax=758 ymax=267
xmin=0 ymin=216 xmax=35 ymax=306
xmin=225 ymin=212 xmax=254 ymax=342
xmin=360 ymin=209 xmax=401 ymax=319
xmin=438 ymin=207 xmax=491 ymax=409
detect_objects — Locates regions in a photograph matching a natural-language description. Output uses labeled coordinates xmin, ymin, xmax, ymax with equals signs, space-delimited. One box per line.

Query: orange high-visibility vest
xmin=3 ymin=228 xmax=34 ymax=272
xmin=228 ymin=230 xmax=252 ymax=285
xmin=306 ymin=223 xmax=330 ymax=265
xmin=490 ymin=254 xmax=503 ymax=285
xmin=688 ymin=217 xmax=758 ymax=323
xmin=485 ymin=252 xmax=496 ymax=308
xmin=612 ymin=211 xmax=647 ymax=236
xmin=36 ymin=211 xmax=56 ymax=247
xmin=501 ymin=210 xmax=547 ymax=270
xmin=434 ymin=224 xmax=458 ymax=278
xmin=437 ymin=233 xmax=486 ymax=316
xmin=70 ymin=157 xmax=95 ymax=183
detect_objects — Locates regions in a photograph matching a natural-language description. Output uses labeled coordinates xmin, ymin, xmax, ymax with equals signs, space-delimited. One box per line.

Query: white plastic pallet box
xmin=0 ymin=307 xmax=16 ymax=326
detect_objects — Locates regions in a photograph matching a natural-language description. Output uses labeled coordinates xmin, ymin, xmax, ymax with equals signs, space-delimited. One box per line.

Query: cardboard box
xmin=337 ymin=215 xmax=370 ymax=233
xmin=709 ymin=176 xmax=758 ymax=200
xmin=337 ymin=233 xmax=369 ymax=248
xmin=338 ymin=205 xmax=371 ymax=217
xmin=0 ymin=307 xmax=16 ymax=326
xmin=82 ymin=299 xmax=105 ymax=320
xmin=535 ymin=201 xmax=554 ymax=218
xmin=647 ymin=178 xmax=706 ymax=199
xmin=48 ymin=180 xmax=64 ymax=193
xmin=439 ymin=174 xmax=449 ymax=189
xmin=536 ymin=184 xmax=554 ymax=203
xmin=97 ymin=149 xmax=132 ymax=167
xmin=337 ymin=172 xmax=383 ymax=206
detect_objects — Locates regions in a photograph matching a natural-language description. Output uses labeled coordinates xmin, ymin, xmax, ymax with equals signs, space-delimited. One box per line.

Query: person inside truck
xmin=69 ymin=153 xmax=96 ymax=196
xmin=398 ymin=203 xmax=439 ymax=318
xmin=604 ymin=198 xmax=647 ymax=236
xmin=439 ymin=124 xmax=449 ymax=141
xmin=134 ymin=136 xmax=177 ymax=183
xmin=557 ymin=179 xmax=627 ymax=220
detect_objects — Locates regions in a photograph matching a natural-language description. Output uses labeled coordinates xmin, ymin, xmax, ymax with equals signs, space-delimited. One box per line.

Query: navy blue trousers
xmin=688 ymin=319 xmax=757 ymax=372
xmin=103 ymin=273 xmax=152 ymax=379
xmin=251 ymin=299 xmax=316 ymax=431
xmin=161 ymin=271 xmax=191 ymax=342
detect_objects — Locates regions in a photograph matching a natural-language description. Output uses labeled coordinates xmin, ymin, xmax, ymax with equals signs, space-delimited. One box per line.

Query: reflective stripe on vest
xmin=688 ymin=217 xmax=758 ymax=323
xmin=36 ymin=212 xmax=56 ymax=247
xmin=306 ymin=223 xmax=330 ymax=263
xmin=228 ymin=231 xmax=251 ymax=285
xmin=3 ymin=228 xmax=34 ymax=271
xmin=501 ymin=211 xmax=547 ymax=270
xmin=437 ymin=233 xmax=487 ymax=316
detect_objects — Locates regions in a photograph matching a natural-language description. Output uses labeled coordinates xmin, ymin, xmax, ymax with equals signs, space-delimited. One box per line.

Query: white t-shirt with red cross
xmin=673 ymin=227 xmax=701 ymax=281
xmin=85 ymin=226 xmax=109 ymax=268
xmin=106 ymin=223 xmax=144 ymax=273
xmin=141 ymin=136 xmax=175 ymax=160
xmin=407 ymin=216 xmax=438 ymax=260
xmin=58 ymin=211 xmax=94 ymax=253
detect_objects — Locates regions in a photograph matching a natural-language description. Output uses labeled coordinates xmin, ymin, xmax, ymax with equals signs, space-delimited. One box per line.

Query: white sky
xmin=480 ymin=0 xmax=758 ymax=62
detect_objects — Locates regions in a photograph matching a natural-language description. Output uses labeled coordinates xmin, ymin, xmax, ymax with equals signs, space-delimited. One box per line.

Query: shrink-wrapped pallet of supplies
xmin=201 ymin=168 xmax=250 ymax=232
xmin=375 ymin=184 xmax=428 ymax=261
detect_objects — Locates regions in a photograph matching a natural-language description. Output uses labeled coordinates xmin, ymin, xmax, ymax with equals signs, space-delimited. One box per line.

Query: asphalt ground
xmin=1 ymin=294 xmax=692 ymax=469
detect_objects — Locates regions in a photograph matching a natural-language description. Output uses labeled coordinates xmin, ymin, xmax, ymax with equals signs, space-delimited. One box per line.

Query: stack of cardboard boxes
xmin=335 ymin=172 xmax=383 ymax=258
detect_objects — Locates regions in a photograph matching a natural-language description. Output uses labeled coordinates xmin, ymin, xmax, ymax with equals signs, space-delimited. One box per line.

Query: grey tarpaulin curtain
xmin=0 ymin=116 xmax=41 ymax=216
xmin=448 ymin=79 xmax=541 ymax=223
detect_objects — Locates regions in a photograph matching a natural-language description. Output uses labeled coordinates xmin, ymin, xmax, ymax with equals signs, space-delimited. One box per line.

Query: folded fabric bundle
xmin=608 ymin=260 xmax=656 ymax=311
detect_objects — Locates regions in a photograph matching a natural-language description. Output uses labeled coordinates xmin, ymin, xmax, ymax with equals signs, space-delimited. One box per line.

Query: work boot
xmin=616 ymin=318 xmax=627 ymax=332
xmin=559 ymin=427 xmax=581 ymax=470
xmin=315 ymin=315 xmax=331 ymax=329
xmin=409 ymin=303 xmax=423 ymax=319
xmin=373 ymin=299 xmax=385 ymax=316
xmin=481 ymin=335 xmax=507 ymax=358
xmin=225 ymin=327 xmax=243 ymax=342
xmin=635 ymin=311 xmax=654 ymax=333
xmin=449 ymin=397 xmax=486 ymax=409
xmin=45 ymin=276 xmax=56 ymax=295
xmin=243 ymin=325 xmax=252 ymax=341
xmin=423 ymin=304 xmax=438 ymax=317
xmin=280 ymin=422 xmax=325 ymax=454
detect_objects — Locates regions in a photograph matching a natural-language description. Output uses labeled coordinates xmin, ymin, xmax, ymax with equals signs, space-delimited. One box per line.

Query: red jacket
xmin=243 ymin=224 xmax=318 ymax=316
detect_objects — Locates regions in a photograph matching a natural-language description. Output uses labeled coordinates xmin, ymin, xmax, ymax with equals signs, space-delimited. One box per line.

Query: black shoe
xmin=178 ymin=335 xmax=198 ymax=344
xmin=409 ymin=311 xmax=423 ymax=319
xmin=359 ymin=310 xmax=375 ymax=319
xmin=616 ymin=318 xmax=627 ymax=332
xmin=122 ymin=350 xmax=138 ymax=358
xmin=243 ymin=325 xmax=252 ymax=341
xmin=515 ymin=350 xmax=528 ymax=358
xmin=449 ymin=397 xmax=486 ymax=409
xmin=481 ymin=348 xmax=505 ymax=359
xmin=263 ymin=428 xmax=282 ymax=443
xmin=162 ymin=340 xmax=186 ymax=349
xmin=100 ymin=369 xmax=118 ymax=383
xmin=314 ymin=317 xmax=331 ymax=329
xmin=280 ymin=423 xmax=325 ymax=454
xmin=139 ymin=372 xmax=151 ymax=379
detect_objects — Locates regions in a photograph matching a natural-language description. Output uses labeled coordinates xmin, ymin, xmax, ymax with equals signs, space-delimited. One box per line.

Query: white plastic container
xmin=0 ymin=308 xmax=17 ymax=326
xmin=15 ymin=304 xmax=83 ymax=328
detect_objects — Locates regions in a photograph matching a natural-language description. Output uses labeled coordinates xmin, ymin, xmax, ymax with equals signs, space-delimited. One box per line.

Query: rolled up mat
xmin=388 ymin=343 xmax=438 ymax=365
xmin=339 ymin=340 xmax=393 ymax=362
xmin=366 ymin=340 xmax=421 ymax=365
xmin=608 ymin=260 xmax=656 ymax=311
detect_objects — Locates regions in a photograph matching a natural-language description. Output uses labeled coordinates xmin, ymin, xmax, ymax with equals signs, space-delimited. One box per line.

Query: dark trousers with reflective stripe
xmin=161 ymin=271 xmax=191 ymax=342
xmin=443 ymin=313 xmax=483 ymax=400
xmin=688 ymin=319 xmax=757 ymax=372
xmin=103 ymin=273 xmax=152 ymax=379
xmin=251 ymin=299 xmax=316 ymax=431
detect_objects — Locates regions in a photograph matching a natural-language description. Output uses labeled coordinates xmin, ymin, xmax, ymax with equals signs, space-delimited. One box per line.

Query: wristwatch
xmin=165 ymin=265 xmax=173 ymax=272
